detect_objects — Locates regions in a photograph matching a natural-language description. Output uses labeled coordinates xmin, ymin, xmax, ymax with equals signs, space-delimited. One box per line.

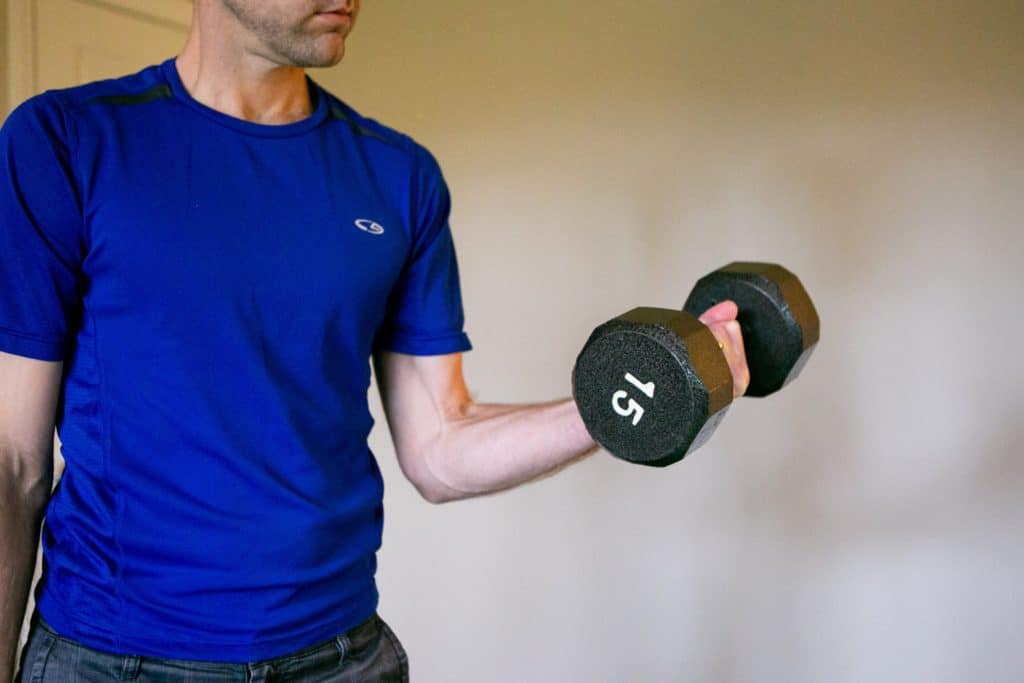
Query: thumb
xmin=697 ymin=299 xmax=738 ymax=325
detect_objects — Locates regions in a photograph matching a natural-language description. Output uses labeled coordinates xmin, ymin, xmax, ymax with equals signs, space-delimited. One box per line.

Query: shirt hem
xmin=36 ymin=584 xmax=379 ymax=662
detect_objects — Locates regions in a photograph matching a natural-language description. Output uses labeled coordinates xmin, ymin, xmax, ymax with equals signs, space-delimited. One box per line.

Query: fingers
xmin=695 ymin=300 xmax=749 ymax=397
xmin=705 ymin=318 xmax=750 ymax=399
xmin=697 ymin=299 xmax=738 ymax=325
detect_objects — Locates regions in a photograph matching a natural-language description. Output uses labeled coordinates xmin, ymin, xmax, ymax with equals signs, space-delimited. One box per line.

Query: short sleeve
xmin=0 ymin=95 xmax=86 ymax=361
xmin=373 ymin=146 xmax=472 ymax=356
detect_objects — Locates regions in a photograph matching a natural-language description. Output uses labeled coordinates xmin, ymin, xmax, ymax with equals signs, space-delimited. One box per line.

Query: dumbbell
xmin=572 ymin=262 xmax=819 ymax=466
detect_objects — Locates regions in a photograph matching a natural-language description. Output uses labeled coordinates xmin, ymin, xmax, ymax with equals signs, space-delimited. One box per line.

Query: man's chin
xmin=285 ymin=43 xmax=346 ymax=69
xmin=308 ymin=35 xmax=347 ymax=67
xmin=307 ymin=51 xmax=346 ymax=69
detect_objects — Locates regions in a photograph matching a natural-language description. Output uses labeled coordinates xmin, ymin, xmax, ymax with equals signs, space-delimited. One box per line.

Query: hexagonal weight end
xmin=683 ymin=263 xmax=819 ymax=397
xmin=572 ymin=307 xmax=732 ymax=466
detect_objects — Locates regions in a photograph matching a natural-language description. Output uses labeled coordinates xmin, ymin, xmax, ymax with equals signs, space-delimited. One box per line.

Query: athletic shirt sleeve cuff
xmin=373 ymin=329 xmax=472 ymax=356
xmin=0 ymin=327 xmax=67 ymax=361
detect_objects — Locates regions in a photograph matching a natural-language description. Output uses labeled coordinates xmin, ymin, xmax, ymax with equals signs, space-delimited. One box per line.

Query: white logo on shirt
xmin=354 ymin=218 xmax=385 ymax=235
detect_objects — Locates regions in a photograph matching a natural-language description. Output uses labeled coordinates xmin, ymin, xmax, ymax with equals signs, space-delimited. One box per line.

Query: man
xmin=0 ymin=1 xmax=749 ymax=680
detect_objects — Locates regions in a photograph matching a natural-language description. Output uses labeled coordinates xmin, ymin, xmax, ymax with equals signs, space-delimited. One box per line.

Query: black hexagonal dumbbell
xmin=572 ymin=262 xmax=820 ymax=467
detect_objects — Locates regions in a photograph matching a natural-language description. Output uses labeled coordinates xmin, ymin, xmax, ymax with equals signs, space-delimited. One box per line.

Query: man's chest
xmin=79 ymin=140 xmax=411 ymax=336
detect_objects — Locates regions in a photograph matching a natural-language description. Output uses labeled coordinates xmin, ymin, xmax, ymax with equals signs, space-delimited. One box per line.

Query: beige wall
xmin=313 ymin=2 xmax=1023 ymax=682
xmin=0 ymin=0 xmax=7 ymax=116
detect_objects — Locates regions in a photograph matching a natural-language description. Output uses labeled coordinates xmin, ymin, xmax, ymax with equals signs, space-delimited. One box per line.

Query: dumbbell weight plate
xmin=572 ymin=307 xmax=733 ymax=467
xmin=683 ymin=262 xmax=820 ymax=397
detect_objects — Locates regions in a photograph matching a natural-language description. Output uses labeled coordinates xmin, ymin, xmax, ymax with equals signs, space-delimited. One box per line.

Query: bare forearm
xmin=0 ymin=476 xmax=48 ymax=682
xmin=424 ymin=397 xmax=599 ymax=502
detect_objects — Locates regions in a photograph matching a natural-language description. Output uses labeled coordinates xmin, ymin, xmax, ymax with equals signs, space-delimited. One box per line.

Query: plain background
xmin=5 ymin=1 xmax=1024 ymax=681
xmin=328 ymin=3 xmax=1024 ymax=681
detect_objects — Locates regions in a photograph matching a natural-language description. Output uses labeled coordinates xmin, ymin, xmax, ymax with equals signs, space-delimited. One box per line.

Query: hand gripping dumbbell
xmin=572 ymin=262 xmax=820 ymax=466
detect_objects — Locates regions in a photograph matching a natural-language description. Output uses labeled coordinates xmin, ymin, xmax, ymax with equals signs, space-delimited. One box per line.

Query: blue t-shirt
xmin=0 ymin=58 xmax=471 ymax=661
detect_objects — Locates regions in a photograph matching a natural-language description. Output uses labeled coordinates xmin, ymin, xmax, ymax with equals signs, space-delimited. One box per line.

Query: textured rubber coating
xmin=572 ymin=307 xmax=731 ymax=466
xmin=683 ymin=262 xmax=819 ymax=397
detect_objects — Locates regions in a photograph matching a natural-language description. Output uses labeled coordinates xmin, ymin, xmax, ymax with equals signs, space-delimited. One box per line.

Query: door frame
xmin=6 ymin=0 xmax=32 ymax=114
xmin=4 ymin=0 xmax=193 ymax=114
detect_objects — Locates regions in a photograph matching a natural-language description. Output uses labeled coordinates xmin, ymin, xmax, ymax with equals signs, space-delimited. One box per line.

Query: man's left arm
xmin=372 ymin=300 xmax=749 ymax=504
xmin=372 ymin=350 xmax=598 ymax=505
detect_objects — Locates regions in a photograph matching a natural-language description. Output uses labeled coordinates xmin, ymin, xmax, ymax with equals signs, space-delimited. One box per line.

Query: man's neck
xmin=175 ymin=34 xmax=314 ymax=125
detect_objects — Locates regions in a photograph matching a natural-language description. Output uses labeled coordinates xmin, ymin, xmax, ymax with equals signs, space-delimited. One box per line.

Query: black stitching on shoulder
xmin=86 ymin=83 xmax=172 ymax=106
xmin=328 ymin=102 xmax=403 ymax=148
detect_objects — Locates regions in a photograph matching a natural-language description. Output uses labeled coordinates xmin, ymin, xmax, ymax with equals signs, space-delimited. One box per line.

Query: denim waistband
xmin=34 ymin=610 xmax=381 ymax=672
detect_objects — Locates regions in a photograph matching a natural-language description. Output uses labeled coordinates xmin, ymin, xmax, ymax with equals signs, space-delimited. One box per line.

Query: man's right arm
xmin=0 ymin=350 xmax=62 ymax=682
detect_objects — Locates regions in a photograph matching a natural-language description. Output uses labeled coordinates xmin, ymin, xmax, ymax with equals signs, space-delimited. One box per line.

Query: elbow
xmin=406 ymin=445 xmax=462 ymax=505
xmin=420 ymin=486 xmax=454 ymax=505
xmin=415 ymin=464 xmax=461 ymax=505
xmin=412 ymin=473 xmax=458 ymax=505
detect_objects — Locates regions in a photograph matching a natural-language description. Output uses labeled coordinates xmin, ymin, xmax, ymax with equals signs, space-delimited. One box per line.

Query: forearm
xmin=0 ymin=473 xmax=49 ymax=682
xmin=423 ymin=397 xmax=599 ymax=503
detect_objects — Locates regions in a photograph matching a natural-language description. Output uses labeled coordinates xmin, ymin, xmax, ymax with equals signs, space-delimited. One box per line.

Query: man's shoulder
xmin=315 ymin=85 xmax=437 ymax=169
xmin=4 ymin=61 xmax=169 ymax=139
xmin=29 ymin=62 xmax=167 ymax=115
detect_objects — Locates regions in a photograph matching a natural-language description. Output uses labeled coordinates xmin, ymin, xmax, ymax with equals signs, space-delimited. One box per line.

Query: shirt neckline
xmin=160 ymin=57 xmax=329 ymax=138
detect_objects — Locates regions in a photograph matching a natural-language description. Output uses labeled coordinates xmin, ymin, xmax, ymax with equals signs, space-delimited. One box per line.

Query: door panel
xmin=36 ymin=0 xmax=190 ymax=90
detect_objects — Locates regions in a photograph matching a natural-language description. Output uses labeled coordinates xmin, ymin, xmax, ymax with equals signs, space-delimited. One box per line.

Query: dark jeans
xmin=16 ymin=611 xmax=409 ymax=682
